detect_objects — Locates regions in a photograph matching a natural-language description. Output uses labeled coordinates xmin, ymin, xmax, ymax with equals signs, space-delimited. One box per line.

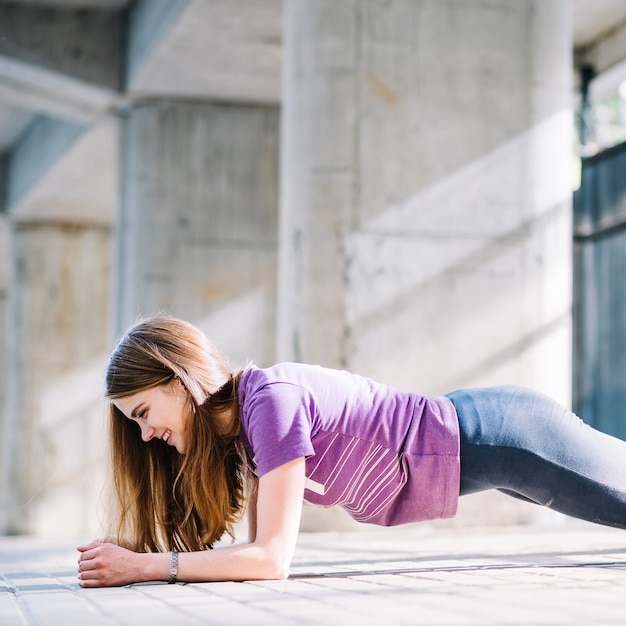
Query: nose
xmin=139 ymin=421 xmax=155 ymax=442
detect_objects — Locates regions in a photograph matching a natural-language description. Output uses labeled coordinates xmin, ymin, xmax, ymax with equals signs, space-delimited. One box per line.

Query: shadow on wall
xmin=346 ymin=109 xmax=573 ymax=402
xmin=27 ymin=355 xmax=110 ymax=540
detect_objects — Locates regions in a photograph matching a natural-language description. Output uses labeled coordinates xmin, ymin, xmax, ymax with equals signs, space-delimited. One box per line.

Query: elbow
xmin=273 ymin=562 xmax=290 ymax=581
xmin=261 ymin=555 xmax=291 ymax=580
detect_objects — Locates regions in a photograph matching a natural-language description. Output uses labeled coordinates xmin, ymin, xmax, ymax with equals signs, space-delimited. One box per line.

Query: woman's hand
xmin=76 ymin=541 xmax=158 ymax=587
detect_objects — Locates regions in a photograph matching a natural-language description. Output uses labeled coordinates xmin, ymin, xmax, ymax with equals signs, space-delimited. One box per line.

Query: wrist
xmin=139 ymin=551 xmax=171 ymax=583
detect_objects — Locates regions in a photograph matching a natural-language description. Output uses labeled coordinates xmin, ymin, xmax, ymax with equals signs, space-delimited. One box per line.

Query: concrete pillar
xmin=279 ymin=0 xmax=572 ymax=405
xmin=0 ymin=222 xmax=110 ymax=536
xmin=0 ymin=218 xmax=9 ymax=513
xmin=116 ymin=101 xmax=279 ymax=367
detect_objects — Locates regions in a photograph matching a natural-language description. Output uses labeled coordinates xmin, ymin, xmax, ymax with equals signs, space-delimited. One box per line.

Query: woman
xmin=77 ymin=316 xmax=626 ymax=587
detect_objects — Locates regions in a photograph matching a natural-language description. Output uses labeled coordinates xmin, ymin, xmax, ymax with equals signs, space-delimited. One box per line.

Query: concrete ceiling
xmin=573 ymin=0 xmax=626 ymax=48
xmin=2 ymin=0 xmax=626 ymax=151
xmin=1 ymin=0 xmax=626 ymax=224
xmin=128 ymin=0 xmax=282 ymax=103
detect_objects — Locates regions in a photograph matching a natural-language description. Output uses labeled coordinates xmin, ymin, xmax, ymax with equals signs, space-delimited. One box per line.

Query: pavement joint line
xmin=151 ymin=580 xmax=321 ymax=626
xmin=58 ymin=580 xmax=129 ymax=626
xmin=289 ymin=558 xmax=626 ymax=579
xmin=0 ymin=574 xmax=32 ymax=626
xmin=177 ymin=584 xmax=324 ymax=626
xmin=290 ymin=547 xmax=626 ymax=567
xmin=129 ymin=584 xmax=219 ymax=625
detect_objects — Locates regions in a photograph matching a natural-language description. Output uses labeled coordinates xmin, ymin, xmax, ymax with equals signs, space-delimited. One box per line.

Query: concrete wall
xmin=115 ymin=101 xmax=279 ymax=369
xmin=0 ymin=0 xmax=579 ymax=537
xmin=0 ymin=99 xmax=281 ymax=538
xmin=280 ymin=0 xmax=573 ymax=531
xmin=279 ymin=0 xmax=572 ymax=405
xmin=1 ymin=222 xmax=110 ymax=537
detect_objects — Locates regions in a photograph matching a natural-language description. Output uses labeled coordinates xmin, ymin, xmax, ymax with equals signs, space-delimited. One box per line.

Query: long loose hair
xmin=105 ymin=316 xmax=248 ymax=552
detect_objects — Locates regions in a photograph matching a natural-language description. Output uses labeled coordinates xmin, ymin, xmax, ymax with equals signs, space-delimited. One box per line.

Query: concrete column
xmin=116 ymin=101 xmax=279 ymax=367
xmin=0 ymin=221 xmax=110 ymax=536
xmin=0 ymin=218 xmax=9 ymax=519
xmin=279 ymin=0 xmax=572 ymax=405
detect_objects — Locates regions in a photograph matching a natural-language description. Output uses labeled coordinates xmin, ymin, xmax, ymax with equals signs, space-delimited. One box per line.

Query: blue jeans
xmin=446 ymin=385 xmax=626 ymax=529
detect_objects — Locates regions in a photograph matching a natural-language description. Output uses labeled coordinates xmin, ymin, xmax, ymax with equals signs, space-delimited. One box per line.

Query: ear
xmin=173 ymin=376 xmax=197 ymax=412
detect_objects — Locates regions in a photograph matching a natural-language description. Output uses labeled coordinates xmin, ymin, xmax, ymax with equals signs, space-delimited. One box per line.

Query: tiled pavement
xmin=1 ymin=523 xmax=626 ymax=625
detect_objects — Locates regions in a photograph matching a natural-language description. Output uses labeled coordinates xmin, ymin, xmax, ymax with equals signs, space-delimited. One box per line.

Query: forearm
xmin=182 ymin=541 xmax=288 ymax=582
xmin=141 ymin=541 xmax=289 ymax=583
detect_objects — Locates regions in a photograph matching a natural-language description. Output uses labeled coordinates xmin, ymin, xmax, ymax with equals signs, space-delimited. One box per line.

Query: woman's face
xmin=113 ymin=380 xmax=191 ymax=454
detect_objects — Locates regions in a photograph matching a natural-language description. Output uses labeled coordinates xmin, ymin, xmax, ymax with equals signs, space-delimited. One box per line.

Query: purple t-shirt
xmin=237 ymin=363 xmax=460 ymax=526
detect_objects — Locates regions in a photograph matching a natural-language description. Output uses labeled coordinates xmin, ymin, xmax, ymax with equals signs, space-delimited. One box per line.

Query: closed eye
xmin=131 ymin=402 xmax=148 ymax=420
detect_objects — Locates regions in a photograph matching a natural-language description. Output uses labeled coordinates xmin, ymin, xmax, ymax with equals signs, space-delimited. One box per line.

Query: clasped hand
xmin=77 ymin=541 xmax=142 ymax=587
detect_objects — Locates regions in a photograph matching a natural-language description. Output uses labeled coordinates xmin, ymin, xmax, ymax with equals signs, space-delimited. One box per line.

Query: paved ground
xmin=1 ymin=522 xmax=626 ymax=625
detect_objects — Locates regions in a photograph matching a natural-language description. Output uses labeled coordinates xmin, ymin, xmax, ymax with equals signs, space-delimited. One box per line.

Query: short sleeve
xmin=241 ymin=382 xmax=316 ymax=477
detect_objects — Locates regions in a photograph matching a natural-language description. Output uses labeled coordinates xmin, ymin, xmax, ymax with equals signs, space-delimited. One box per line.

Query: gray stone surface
xmin=115 ymin=101 xmax=279 ymax=368
xmin=1 ymin=524 xmax=626 ymax=625
xmin=0 ymin=222 xmax=110 ymax=536
xmin=278 ymin=0 xmax=573 ymax=409
xmin=0 ymin=2 xmax=125 ymax=88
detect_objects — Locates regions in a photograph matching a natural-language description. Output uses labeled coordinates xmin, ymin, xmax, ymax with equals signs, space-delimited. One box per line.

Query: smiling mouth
xmin=162 ymin=429 xmax=172 ymax=444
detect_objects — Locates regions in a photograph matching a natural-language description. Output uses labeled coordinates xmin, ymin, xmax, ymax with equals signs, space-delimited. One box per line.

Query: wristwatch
xmin=168 ymin=551 xmax=178 ymax=584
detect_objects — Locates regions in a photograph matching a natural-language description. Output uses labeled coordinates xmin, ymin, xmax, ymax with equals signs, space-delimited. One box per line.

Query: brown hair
xmin=105 ymin=316 xmax=248 ymax=552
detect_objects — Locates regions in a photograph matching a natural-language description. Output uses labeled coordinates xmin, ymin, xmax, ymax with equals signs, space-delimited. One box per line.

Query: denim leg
xmin=447 ymin=385 xmax=626 ymax=529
